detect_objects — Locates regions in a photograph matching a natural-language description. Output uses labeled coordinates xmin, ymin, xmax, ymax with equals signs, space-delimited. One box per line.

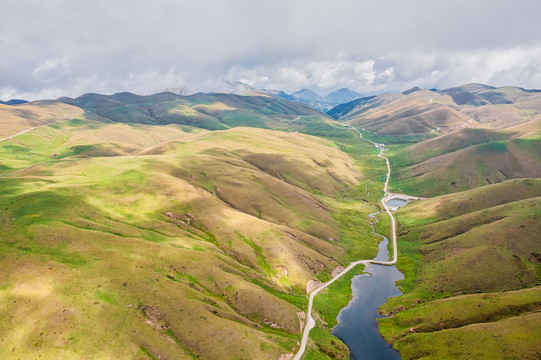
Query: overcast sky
xmin=2 ymin=0 xmax=541 ymax=100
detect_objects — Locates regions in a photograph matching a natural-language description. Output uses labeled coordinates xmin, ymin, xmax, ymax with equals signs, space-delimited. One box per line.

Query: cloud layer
xmin=2 ymin=0 xmax=541 ymax=100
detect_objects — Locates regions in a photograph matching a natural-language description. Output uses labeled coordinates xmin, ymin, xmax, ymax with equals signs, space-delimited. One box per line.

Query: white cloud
xmin=1 ymin=0 xmax=540 ymax=100
xmin=223 ymin=46 xmax=541 ymax=96
xmin=34 ymin=58 xmax=71 ymax=75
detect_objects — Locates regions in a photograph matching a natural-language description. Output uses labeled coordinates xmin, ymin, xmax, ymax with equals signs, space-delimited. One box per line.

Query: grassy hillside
xmin=459 ymin=86 xmax=541 ymax=129
xmin=389 ymin=128 xmax=511 ymax=167
xmin=390 ymin=138 xmax=541 ymax=196
xmin=60 ymin=92 xmax=341 ymax=135
xmin=336 ymin=90 xmax=472 ymax=138
xmin=330 ymin=84 xmax=541 ymax=142
xmin=330 ymin=89 xmax=473 ymax=139
xmin=380 ymin=288 xmax=541 ymax=360
xmin=378 ymin=180 xmax=541 ymax=359
xmin=2 ymin=84 xmax=538 ymax=359
xmin=0 ymin=101 xmax=83 ymax=138
xmin=0 ymin=116 xmax=386 ymax=359
xmin=358 ymin=105 xmax=467 ymax=135
xmin=323 ymin=83 xmax=541 ymax=359
xmin=397 ymin=197 xmax=540 ymax=294
xmin=398 ymin=179 xmax=541 ymax=226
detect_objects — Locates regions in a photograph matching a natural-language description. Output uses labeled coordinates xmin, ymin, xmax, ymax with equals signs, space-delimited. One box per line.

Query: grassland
xmin=60 ymin=92 xmax=338 ymax=135
xmin=331 ymin=84 xmax=541 ymax=197
xmin=333 ymin=90 xmax=471 ymax=138
xmin=389 ymin=128 xmax=511 ymax=167
xmin=378 ymin=179 xmax=541 ymax=359
xmin=325 ymin=83 xmax=541 ymax=359
xmin=389 ymin=138 xmax=541 ymax=197
xmin=333 ymin=84 xmax=541 ymax=139
xmin=382 ymin=115 xmax=541 ymax=197
xmin=0 ymin=114 xmax=387 ymax=359
xmin=300 ymin=265 xmax=365 ymax=360
xmin=0 ymin=101 xmax=84 ymax=138
xmin=4 ymin=84 xmax=538 ymax=359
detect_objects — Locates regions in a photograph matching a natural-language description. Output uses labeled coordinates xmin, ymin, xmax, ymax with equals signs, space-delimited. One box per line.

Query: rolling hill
xmin=379 ymin=179 xmax=541 ymax=359
xmin=326 ymin=84 xmax=541 ymax=197
xmin=329 ymin=83 xmax=541 ymax=142
xmin=323 ymin=83 xmax=541 ymax=359
xmin=0 ymin=102 xmax=385 ymax=359
xmin=1 ymin=82 xmax=539 ymax=360
xmin=390 ymin=137 xmax=541 ymax=196
xmin=333 ymin=84 xmax=541 ymax=359
xmin=0 ymin=101 xmax=84 ymax=139
xmin=58 ymin=91 xmax=341 ymax=135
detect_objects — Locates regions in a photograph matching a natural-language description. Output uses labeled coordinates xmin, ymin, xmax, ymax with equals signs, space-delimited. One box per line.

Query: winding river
xmin=332 ymin=212 xmax=404 ymax=359
xmin=292 ymin=125 xmax=404 ymax=360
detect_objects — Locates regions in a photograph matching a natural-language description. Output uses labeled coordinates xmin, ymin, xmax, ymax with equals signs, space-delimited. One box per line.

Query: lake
xmin=332 ymin=230 xmax=404 ymax=359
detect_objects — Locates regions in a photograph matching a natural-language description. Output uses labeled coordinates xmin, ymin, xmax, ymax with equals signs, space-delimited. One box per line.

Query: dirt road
xmin=292 ymin=125 xmax=398 ymax=359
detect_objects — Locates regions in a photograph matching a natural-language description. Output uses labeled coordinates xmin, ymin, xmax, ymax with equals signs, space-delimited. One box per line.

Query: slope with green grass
xmin=60 ymin=91 xmax=340 ymax=135
xmin=0 ymin=116 xmax=385 ymax=359
xmin=378 ymin=179 xmax=541 ymax=359
xmin=4 ymin=84 xmax=539 ymax=360
xmin=389 ymin=128 xmax=512 ymax=168
xmin=325 ymin=83 xmax=541 ymax=359
xmin=330 ymin=83 xmax=541 ymax=143
xmin=0 ymin=101 xmax=84 ymax=138
xmin=390 ymin=138 xmax=541 ymax=197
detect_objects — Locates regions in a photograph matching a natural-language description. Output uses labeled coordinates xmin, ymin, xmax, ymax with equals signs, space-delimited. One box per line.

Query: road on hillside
xmin=0 ymin=116 xmax=75 ymax=142
xmin=292 ymin=125 xmax=398 ymax=360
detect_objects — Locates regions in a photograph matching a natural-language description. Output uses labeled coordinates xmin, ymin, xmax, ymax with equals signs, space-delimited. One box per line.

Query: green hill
xmin=0 ymin=101 xmax=84 ymax=138
xmin=60 ymin=91 xmax=339 ymax=134
xmin=328 ymin=84 xmax=541 ymax=144
xmin=399 ymin=178 xmax=541 ymax=226
xmin=1 ymin=83 xmax=540 ymax=360
xmin=0 ymin=116 xmax=385 ymax=359
xmin=390 ymin=128 xmax=511 ymax=167
xmin=378 ymin=180 xmax=541 ymax=359
xmin=328 ymin=84 xmax=541 ymax=359
xmin=390 ymin=138 xmax=541 ymax=196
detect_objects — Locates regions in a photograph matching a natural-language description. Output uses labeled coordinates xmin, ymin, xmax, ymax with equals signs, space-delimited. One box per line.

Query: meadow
xmin=377 ymin=179 xmax=541 ymax=359
xmin=0 ymin=113 xmax=387 ymax=359
xmin=2 ymin=83 xmax=540 ymax=359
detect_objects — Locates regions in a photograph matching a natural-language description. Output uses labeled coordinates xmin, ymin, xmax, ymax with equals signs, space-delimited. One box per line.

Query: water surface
xmin=385 ymin=198 xmax=408 ymax=208
xmin=332 ymin=221 xmax=404 ymax=359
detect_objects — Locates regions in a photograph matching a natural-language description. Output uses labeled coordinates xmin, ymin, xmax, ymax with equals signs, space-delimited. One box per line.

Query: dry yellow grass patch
xmin=0 ymin=102 xmax=84 ymax=138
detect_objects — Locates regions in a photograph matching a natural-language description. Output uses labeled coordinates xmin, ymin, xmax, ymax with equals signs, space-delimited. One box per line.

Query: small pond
xmin=385 ymin=198 xmax=408 ymax=209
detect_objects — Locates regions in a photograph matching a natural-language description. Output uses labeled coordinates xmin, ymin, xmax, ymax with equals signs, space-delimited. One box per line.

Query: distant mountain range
xmin=57 ymin=90 xmax=333 ymax=133
xmin=264 ymin=87 xmax=362 ymax=112
xmin=0 ymin=98 xmax=28 ymax=105
xmin=219 ymin=81 xmax=363 ymax=112
xmin=326 ymin=83 xmax=541 ymax=137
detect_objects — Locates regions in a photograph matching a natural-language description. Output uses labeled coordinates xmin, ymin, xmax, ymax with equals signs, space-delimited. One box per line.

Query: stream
xmin=332 ymin=212 xmax=405 ymax=359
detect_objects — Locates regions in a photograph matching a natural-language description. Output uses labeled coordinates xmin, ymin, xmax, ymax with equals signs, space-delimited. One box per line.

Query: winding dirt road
xmin=0 ymin=117 xmax=75 ymax=142
xmin=5 ymin=117 xmax=399 ymax=359
xmin=292 ymin=125 xmax=397 ymax=360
